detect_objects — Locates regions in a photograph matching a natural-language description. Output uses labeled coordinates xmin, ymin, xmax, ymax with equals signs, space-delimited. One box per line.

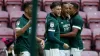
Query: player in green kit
xmin=57 ymin=2 xmax=71 ymax=56
xmin=14 ymin=2 xmax=44 ymax=56
xmin=44 ymin=2 xmax=69 ymax=56
xmin=60 ymin=2 xmax=84 ymax=56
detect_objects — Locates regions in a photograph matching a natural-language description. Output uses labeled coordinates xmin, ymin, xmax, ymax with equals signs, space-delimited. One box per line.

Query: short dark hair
xmin=61 ymin=2 xmax=68 ymax=6
xmin=50 ymin=2 xmax=61 ymax=9
xmin=22 ymin=1 xmax=32 ymax=11
xmin=61 ymin=2 xmax=79 ymax=9
xmin=70 ymin=2 xmax=79 ymax=9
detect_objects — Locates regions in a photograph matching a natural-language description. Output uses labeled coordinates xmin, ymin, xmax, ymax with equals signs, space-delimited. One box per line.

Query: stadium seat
xmin=0 ymin=11 xmax=9 ymax=27
xmin=62 ymin=0 xmax=79 ymax=4
xmin=0 ymin=27 xmax=14 ymax=39
xmin=79 ymin=11 xmax=87 ymax=27
xmin=81 ymin=0 xmax=99 ymax=6
xmin=9 ymin=11 xmax=24 ymax=28
xmin=81 ymin=28 xmax=92 ymax=40
xmin=79 ymin=11 xmax=87 ymax=22
xmin=43 ymin=0 xmax=61 ymax=13
xmin=93 ymin=28 xmax=100 ymax=40
xmin=37 ymin=22 xmax=45 ymax=39
xmin=89 ymin=23 xmax=100 ymax=30
xmin=37 ymin=11 xmax=47 ymax=39
xmin=24 ymin=0 xmax=41 ymax=11
xmin=87 ymin=11 xmax=100 ymax=23
xmin=5 ymin=0 xmax=22 ymax=12
xmin=95 ymin=40 xmax=100 ymax=51
xmin=81 ymin=51 xmax=98 ymax=56
xmin=83 ymin=40 xmax=91 ymax=50
xmin=24 ymin=0 xmax=31 ymax=2
xmin=0 ymin=0 xmax=3 ymax=11
xmin=83 ymin=6 xmax=98 ymax=12
xmin=81 ymin=0 xmax=99 ymax=12
xmin=37 ymin=11 xmax=47 ymax=22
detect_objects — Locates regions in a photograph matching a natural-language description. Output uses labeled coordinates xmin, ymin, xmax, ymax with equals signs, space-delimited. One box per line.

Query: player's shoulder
xmin=73 ymin=14 xmax=83 ymax=22
xmin=46 ymin=13 xmax=57 ymax=22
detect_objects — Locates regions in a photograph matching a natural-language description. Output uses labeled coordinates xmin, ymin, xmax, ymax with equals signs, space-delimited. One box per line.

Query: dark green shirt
xmin=45 ymin=13 xmax=63 ymax=50
xmin=70 ymin=13 xmax=84 ymax=50
xmin=58 ymin=17 xmax=71 ymax=50
xmin=14 ymin=14 xmax=30 ymax=54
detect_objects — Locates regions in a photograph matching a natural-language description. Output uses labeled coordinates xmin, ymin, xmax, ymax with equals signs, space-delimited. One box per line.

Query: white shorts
xmin=16 ymin=51 xmax=30 ymax=56
xmin=44 ymin=49 xmax=60 ymax=56
xmin=70 ymin=48 xmax=82 ymax=56
xmin=59 ymin=50 xmax=70 ymax=56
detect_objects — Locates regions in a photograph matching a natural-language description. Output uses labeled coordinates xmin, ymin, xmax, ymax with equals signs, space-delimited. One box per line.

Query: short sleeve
xmin=16 ymin=19 xmax=24 ymax=29
xmin=72 ymin=18 xmax=83 ymax=30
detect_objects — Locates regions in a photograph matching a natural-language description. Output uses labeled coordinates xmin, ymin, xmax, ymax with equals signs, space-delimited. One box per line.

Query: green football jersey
xmin=14 ymin=14 xmax=30 ymax=54
xmin=45 ymin=13 xmax=62 ymax=50
xmin=70 ymin=13 xmax=84 ymax=50
xmin=58 ymin=17 xmax=71 ymax=50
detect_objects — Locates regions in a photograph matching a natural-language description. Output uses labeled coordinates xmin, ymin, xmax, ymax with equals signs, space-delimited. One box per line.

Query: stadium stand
xmin=0 ymin=0 xmax=100 ymax=56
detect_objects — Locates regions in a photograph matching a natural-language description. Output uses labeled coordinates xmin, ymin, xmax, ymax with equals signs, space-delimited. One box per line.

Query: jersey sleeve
xmin=16 ymin=19 xmax=24 ymax=29
xmin=47 ymin=20 xmax=56 ymax=32
xmin=47 ymin=20 xmax=64 ymax=46
xmin=72 ymin=18 xmax=83 ymax=30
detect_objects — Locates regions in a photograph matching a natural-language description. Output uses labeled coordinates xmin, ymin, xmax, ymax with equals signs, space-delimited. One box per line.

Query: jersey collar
xmin=70 ymin=12 xmax=78 ymax=18
xmin=22 ymin=14 xmax=29 ymax=21
xmin=50 ymin=13 xmax=58 ymax=19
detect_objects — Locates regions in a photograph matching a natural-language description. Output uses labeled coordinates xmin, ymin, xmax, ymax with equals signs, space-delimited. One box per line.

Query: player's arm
xmin=16 ymin=20 xmax=31 ymax=37
xmin=47 ymin=21 xmax=64 ymax=46
xmin=60 ymin=28 xmax=78 ymax=37
xmin=60 ymin=18 xmax=83 ymax=38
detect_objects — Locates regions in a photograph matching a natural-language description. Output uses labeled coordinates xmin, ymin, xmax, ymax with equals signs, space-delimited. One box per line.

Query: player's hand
xmin=63 ymin=43 xmax=69 ymax=49
xmin=40 ymin=40 xmax=45 ymax=49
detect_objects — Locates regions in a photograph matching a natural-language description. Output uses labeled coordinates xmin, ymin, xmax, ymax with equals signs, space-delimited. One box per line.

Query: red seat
xmin=79 ymin=11 xmax=87 ymax=27
xmin=62 ymin=0 xmax=79 ymax=4
xmin=0 ymin=27 xmax=14 ymax=39
xmin=93 ymin=28 xmax=100 ymax=40
xmin=9 ymin=11 xmax=24 ymax=29
xmin=37 ymin=11 xmax=47 ymax=22
xmin=83 ymin=6 xmax=98 ymax=12
xmin=95 ymin=40 xmax=100 ymax=51
xmin=24 ymin=0 xmax=31 ymax=2
xmin=81 ymin=51 xmax=98 ymax=56
xmin=0 ymin=11 xmax=8 ymax=27
xmin=87 ymin=11 xmax=100 ymax=23
xmin=5 ymin=0 xmax=22 ymax=12
xmin=81 ymin=28 xmax=92 ymax=40
xmin=0 ymin=0 xmax=3 ymax=11
xmin=79 ymin=11 xmax=87 ymax=22
xmin=43 ymin=0 xmax=61 ymax=13
xmin=81 ymin=0 xmax=99 ymax=12
xmin=37 ymin=11 xmax=47 ymax=39
xmin=37 ymin=22 xmax=45 ymax=39
xmin=24 ymin=0 xmax=41 ymax=11
xmin=83 ymin=40 xmax=91 ymax=50
xmin=89 ymin=23 xmax=100 ymax=30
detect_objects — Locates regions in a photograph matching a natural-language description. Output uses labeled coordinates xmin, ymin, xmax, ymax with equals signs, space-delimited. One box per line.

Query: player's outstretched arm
xmin=16 ymin=20 xmax=31 ymax=37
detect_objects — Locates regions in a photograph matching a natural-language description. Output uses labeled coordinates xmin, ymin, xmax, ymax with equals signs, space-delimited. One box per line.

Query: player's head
xmin=50 ymin=2 xmax=61 ymax=16
xmin=61 ymin=2 xmax=68 ymax=17
xmin=62 ymin=2 xmax=79 ymax=16
xmin=23 ymin=1 xmax=32 ymax=17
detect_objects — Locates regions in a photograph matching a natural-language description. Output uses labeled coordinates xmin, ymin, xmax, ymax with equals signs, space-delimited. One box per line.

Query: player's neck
xmin=24 ymin=13 xmax=31 ymax=20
